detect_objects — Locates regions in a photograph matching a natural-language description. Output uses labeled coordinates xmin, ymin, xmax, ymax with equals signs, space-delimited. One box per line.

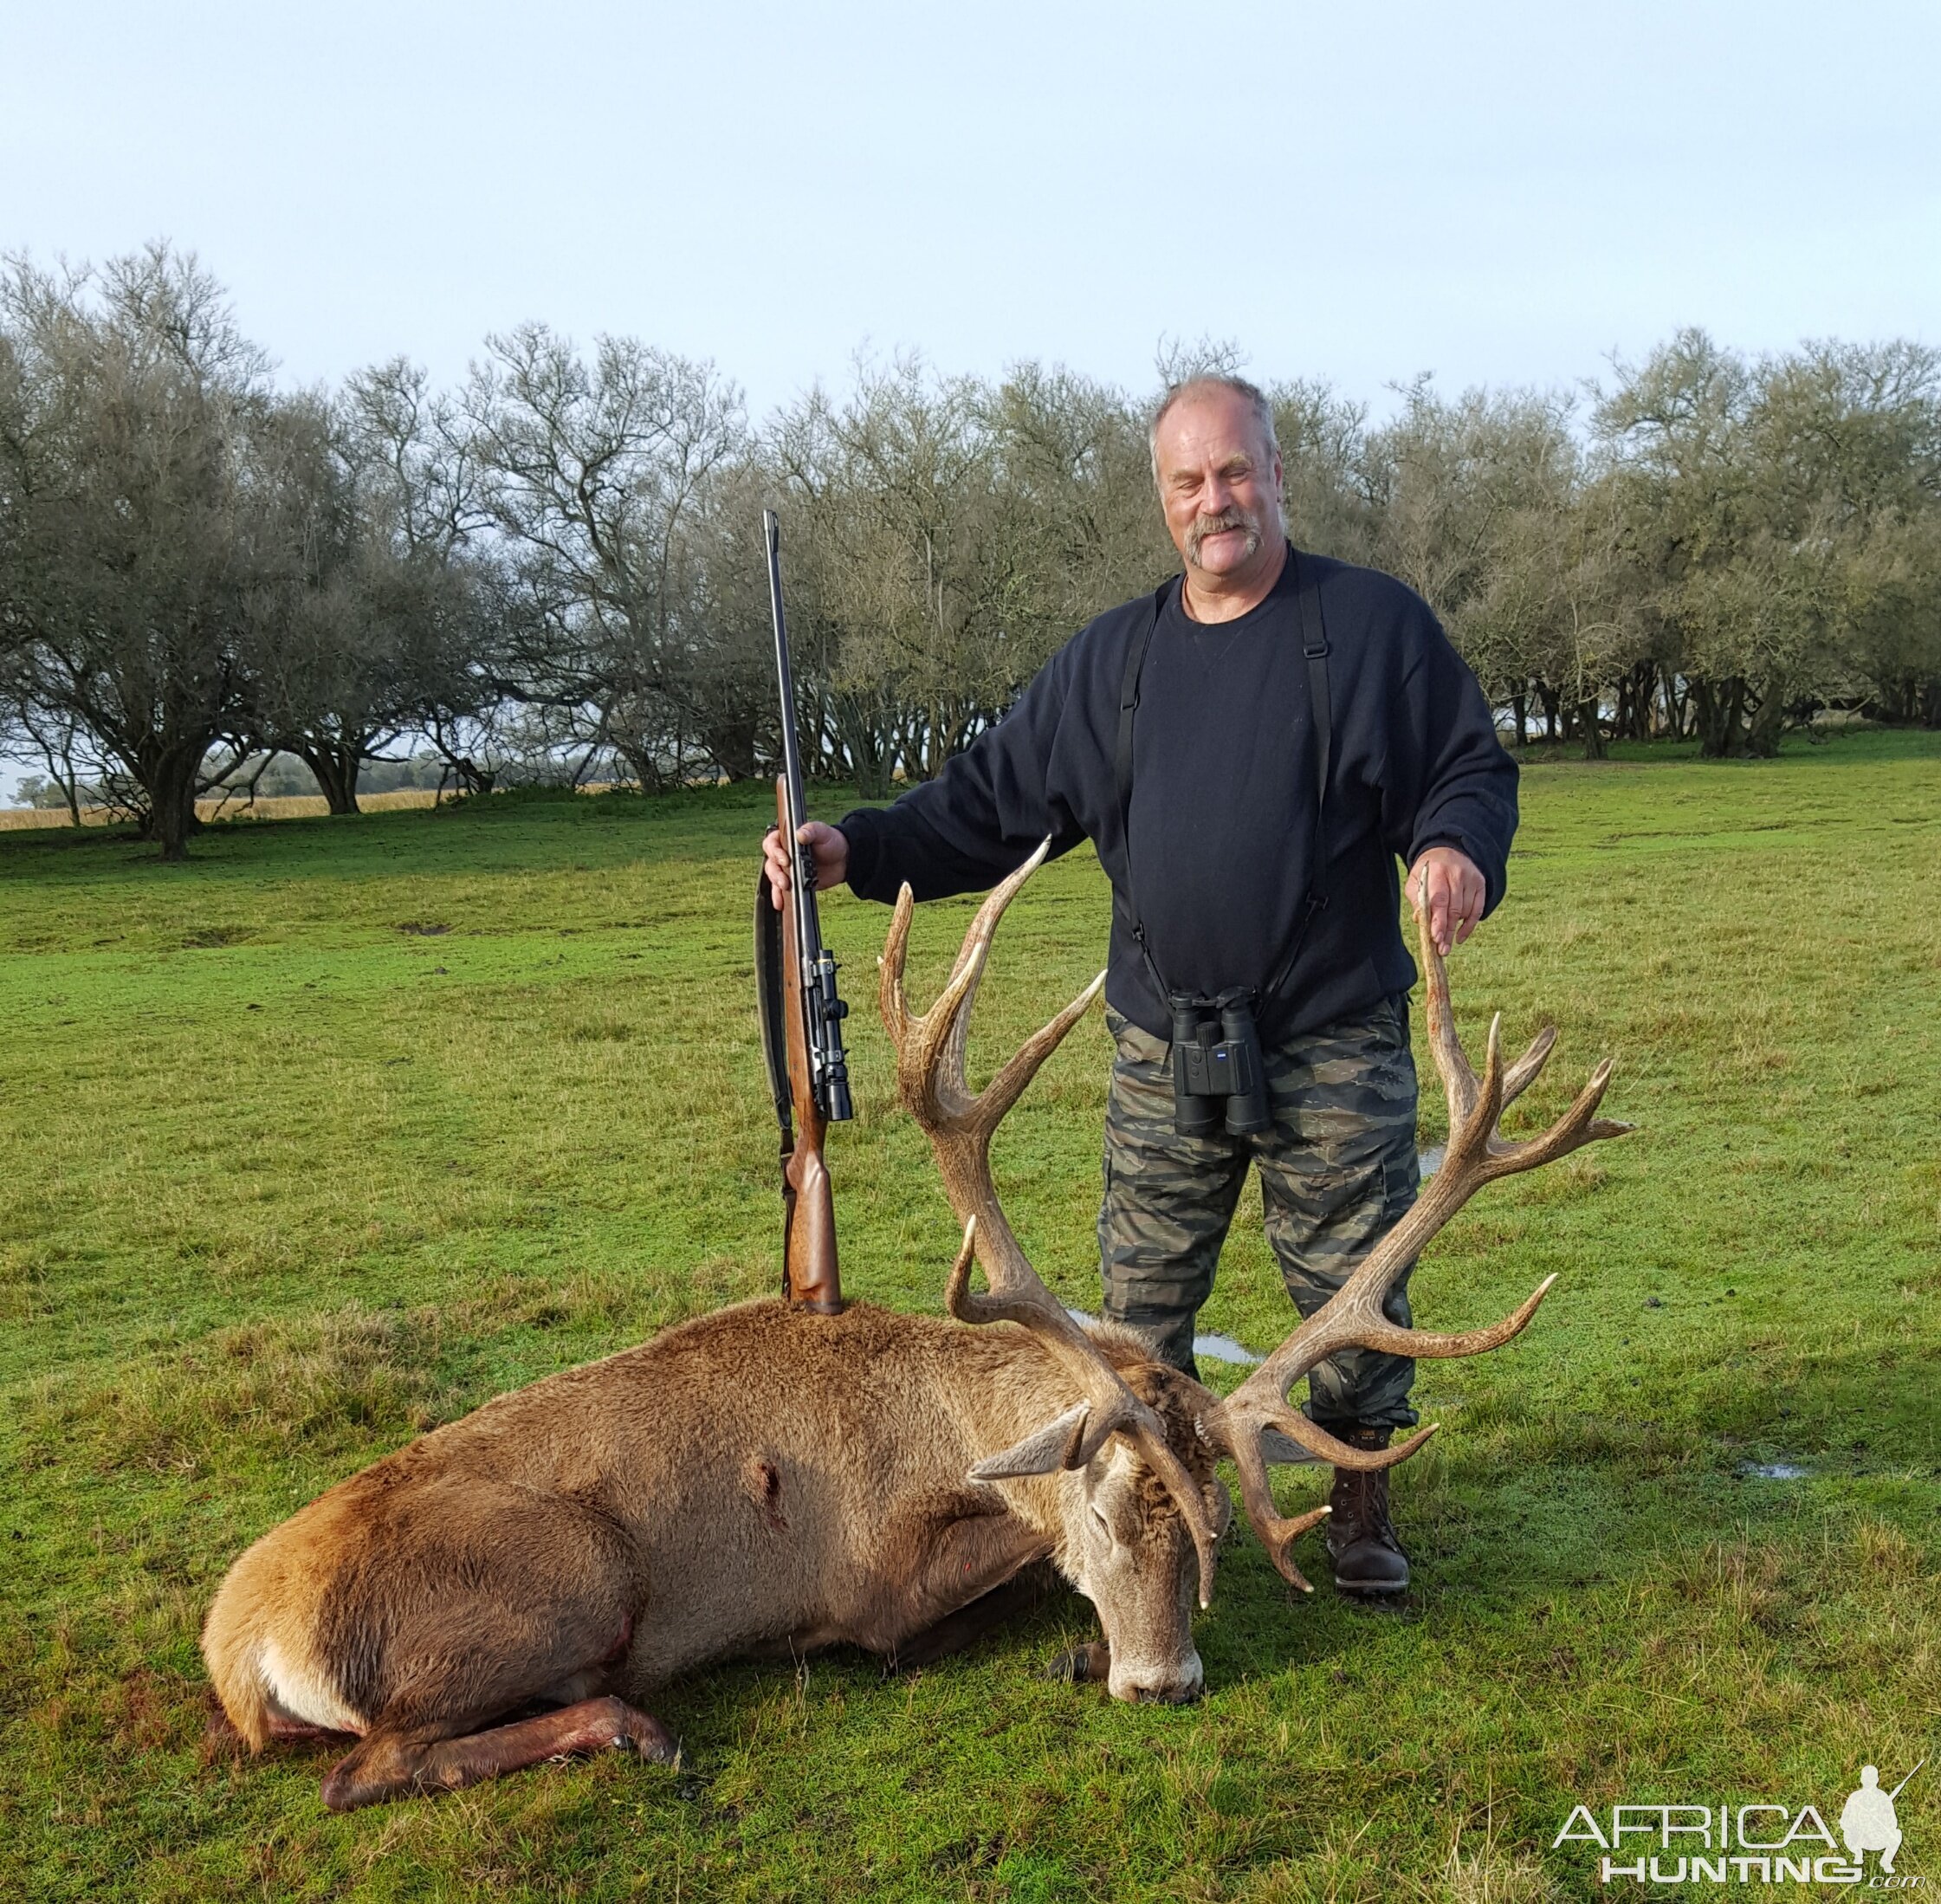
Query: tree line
xmin=3 ymin=244 xmax=1936 ymax=858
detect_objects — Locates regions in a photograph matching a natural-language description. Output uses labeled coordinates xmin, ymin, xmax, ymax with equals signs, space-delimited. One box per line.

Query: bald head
xmin=1148 ymin=375 xmax=1279 ymax=489
xmin=1148 ymin=378 xmax=1286 ymax=602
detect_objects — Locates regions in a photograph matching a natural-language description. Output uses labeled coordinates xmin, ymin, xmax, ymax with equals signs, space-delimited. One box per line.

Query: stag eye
xmin=1089 ymin=1504 xmax=1112 ymax=1541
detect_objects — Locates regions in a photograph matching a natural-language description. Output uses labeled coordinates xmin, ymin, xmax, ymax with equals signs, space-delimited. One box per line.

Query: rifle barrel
xmin=765 ymin=508 xmax=821 ymax=964
xmin=763 ymin=508 xmax=851 ymax=1125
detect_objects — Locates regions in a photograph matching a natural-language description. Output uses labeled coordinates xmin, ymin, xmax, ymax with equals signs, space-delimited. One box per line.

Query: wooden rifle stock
xmin=775 ymin=777 xmax=842 ymax=1313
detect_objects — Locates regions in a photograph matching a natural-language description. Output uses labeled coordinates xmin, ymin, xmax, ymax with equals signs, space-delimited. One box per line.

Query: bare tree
xmin=984 ymin=361 xmax=1172 ymax=657
xmin=466 ymin=324 xmax=748 ymax=785
xmin=251 ymin=365 xmax=491 ymax=813
xmin=0 ymin=245 xmax=272 ymax=857
xmin=772 ymin=356 xmax=1043 ymax=791
xmin=1269 ymin=377 xmax=1381 ymax=562
xmin=1593 ymin=334 xmax=1941 ymax=754
xmin=1843 ymin=509 xmax=1941 ymax=726
xmin=8 ymin=249 xmax=1939 ymax=819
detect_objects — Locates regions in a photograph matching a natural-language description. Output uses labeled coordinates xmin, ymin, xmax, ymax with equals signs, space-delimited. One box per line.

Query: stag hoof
xmin=1043 ymin=1642 xmax=1110 ymax=1685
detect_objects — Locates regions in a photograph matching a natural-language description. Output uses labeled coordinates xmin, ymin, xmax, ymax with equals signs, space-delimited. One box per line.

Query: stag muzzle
xmin=1113 ymin=1649 xmax=1206 ymax=1706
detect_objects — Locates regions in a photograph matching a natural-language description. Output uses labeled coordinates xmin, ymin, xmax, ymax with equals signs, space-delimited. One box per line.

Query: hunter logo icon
xmin=1842 ymin=1762 xmax=1923 ymax=1875
xmin=1553 ymin=1758 xmax=1927 ymax=1886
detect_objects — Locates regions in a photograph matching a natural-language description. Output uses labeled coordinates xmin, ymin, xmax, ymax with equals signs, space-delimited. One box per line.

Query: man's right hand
xmin=763 ymin=820 xmax=850 ymax=910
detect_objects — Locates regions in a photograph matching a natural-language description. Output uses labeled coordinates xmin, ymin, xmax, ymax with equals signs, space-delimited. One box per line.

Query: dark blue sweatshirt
xmin=838 ymin=545 xmax=1517 ymax=1041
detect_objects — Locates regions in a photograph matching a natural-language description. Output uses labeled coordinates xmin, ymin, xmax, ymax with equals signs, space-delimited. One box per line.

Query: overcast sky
xmin=3 ymin=0 xmax=1938 ymax=799
xmin=8 ymin=0 xmax=1938 ymax=418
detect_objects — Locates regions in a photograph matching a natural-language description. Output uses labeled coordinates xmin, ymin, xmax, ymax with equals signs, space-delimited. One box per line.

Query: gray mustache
xmin=1186 ymin=506 xmax=1261 ymax=563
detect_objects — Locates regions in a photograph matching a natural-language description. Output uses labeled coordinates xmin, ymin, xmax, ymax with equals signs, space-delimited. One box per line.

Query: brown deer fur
xmin=203 ymin=1299 xmax=1224 ymax=1809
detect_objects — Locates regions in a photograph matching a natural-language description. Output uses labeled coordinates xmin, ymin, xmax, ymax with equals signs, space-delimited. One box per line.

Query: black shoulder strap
xmin=1293 ymin=552 xmax=1330 ymax=813
xmin=1114 ymin=582 xmax=1170 ymax=1000
xmin=1113 ymin=580 xmax=1167 ymax=832
xmin=1263 ymin=550 xmax=1332 ymax=1001
xmin=754 ymin=865 xmax=793 ymax=1144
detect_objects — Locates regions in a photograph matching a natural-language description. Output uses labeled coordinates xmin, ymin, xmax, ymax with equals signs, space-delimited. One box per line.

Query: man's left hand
xmin=1407 ymin=847 xmax=1486 ymax=956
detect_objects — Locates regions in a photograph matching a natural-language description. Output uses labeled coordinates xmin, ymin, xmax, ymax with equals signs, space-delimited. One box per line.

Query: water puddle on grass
xmin=1065 ymin=1311 xmax=1264 ymax=1368
xmin=1058 ymin=1318 xmax=1317 ymax=1462
xmin=1739 ymin=1461 xmax=1810 ymax=1480
xmin=1193 ymin=1332 xmax=1263 ymax=1366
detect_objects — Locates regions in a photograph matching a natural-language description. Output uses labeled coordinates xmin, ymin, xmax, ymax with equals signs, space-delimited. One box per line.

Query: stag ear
xmin=968 ymin=1402 xmax=1091 ymax=1482
xmin=1203 ymin=1477 xmax=1235 ymax=1537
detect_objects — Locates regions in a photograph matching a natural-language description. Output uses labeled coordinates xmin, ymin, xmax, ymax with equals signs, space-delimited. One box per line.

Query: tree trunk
xmin=1659 ymin=667 xmax=1687 ymax=740
xmin=1693 ymin=677 xmax=1750 ymax=759
xmin=1578 ymin=697 xmax=1607 ymax=761
xmin=1744 ymin=685 xmax=1788 ymax=759
xmin=142 ymin=749 xmax=204 ymax=862
xmin=831 ymin=691 xmax=895 ymax=800
xmin=1616 ymin=660 xmax=1655 ymax=741
xmin=617 ymin=741 xmax=667 ymax=793
xmin=700 ymin=710 xmax=760 ymax=782
xmin=1537 ymin=683 xmax=1560 ymax=741
xmin=1511 ymin=691 xmax=1527 ymax=748
xmin=297 ymin=740 xmax=366 ymax=815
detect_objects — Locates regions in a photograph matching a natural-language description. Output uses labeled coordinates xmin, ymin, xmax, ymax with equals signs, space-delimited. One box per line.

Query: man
xmin=762 ymin=375 xmax=1517 ymax=1595
xmin=1840 ymin=1765 xmax=1906 ymax=1875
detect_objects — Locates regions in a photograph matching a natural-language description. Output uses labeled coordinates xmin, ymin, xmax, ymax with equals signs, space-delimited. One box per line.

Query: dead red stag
xmin=201 ymin=842 xmax=1627 ymax=1808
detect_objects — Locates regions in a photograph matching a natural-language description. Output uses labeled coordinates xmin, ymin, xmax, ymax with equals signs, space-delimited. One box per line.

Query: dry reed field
xmin=0 ymin=788 xmax=448 ymax=831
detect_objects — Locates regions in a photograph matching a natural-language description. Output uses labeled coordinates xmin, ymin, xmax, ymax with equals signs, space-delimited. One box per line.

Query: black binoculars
xmin=1168 ymin=988 xmax=1271 ymax=1137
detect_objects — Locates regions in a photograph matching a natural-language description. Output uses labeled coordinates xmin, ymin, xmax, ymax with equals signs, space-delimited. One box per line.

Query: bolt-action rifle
xmin=754 ymin=508 xmax=852 ymax=1313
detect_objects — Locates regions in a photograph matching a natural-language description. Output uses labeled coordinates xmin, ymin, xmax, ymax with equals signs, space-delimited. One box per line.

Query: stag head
xmin=879 ymin=840 xmax=1630 ymax=1697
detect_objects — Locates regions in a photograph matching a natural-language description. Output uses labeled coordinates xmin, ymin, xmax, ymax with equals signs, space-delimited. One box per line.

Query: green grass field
xmin=3 ymin=730 xmax=1936 ymax=1902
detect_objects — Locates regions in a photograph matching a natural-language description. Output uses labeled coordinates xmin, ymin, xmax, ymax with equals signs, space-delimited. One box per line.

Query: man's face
xmin=1153 ymin=389 xmax=1284 ymax=579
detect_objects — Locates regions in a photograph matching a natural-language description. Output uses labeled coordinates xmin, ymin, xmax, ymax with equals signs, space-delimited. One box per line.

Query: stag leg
xmin=891 ymin=1561 xmax=1065 ymax=1668
xmin=1044 ymin=1639 xmax=1112 ymax=1685
xmin=303 ymin=1482 xmax=651 ymax=1809
xmin=856 ymin=1489 xmax=1054 ymax=1663
xmin=204 ymin=1697 xmax=354 ymax=1758
xmin=320 ymin=1698 xmax=676 ymax=1812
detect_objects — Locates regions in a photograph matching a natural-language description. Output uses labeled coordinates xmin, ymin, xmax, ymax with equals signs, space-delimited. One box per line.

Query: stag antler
xmin=1207 ymin=910 xmax=1634 ymax=1590
xmin=879 ymin=841 xmax=1222 ymax=1608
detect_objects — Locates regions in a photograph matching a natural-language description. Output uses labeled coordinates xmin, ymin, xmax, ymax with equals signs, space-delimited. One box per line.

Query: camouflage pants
xmin=1098 ymin=994 xmax=1420 ymax=1430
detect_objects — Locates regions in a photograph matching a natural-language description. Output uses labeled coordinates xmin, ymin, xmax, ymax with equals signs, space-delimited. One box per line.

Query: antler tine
xmin=878 ymin=842 xmax=1058 ymax=1127
xmin=1206 ymin=910 xmax=1633 ymax=1589
xmin=1481 ymin=1059 xmax=1632 ymax=1180
xmin=1420 ymin=922 xmax=1482 ymax=1127
xmin=1442 ymin=1011 xmax=1507 ymax=1171
xmin=977 ymin=970 xmax=1108 ymax=1128
xmin=880 ymin=881 xmax=917 ymax=1038
xmin=883 ymin=851 xmax=1221 ymax=1607
xmin=1500 ymin=1023 xmax=1557 ymax=1111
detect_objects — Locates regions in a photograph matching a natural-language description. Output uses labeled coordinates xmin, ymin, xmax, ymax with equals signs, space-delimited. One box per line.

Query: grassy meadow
xmin=1 ymin=730 xmax=1936 ymax=1902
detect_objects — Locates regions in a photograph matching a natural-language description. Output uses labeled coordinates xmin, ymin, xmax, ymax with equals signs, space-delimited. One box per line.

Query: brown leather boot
xmin=1326 ymin=1425 xmax=1410 ymax=1596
